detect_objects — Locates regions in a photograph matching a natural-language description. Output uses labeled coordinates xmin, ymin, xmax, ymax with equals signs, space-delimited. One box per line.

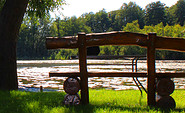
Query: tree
xmin=84 ymin=12 xmax=96 ymax=32
xmin=166 ymin=5 xmax=177 ymax=25
xmin=83 ymin=9 xmax=110 ymax=33
xmin=154 ymin=22 xmax=164 ymax=36
xmin=145 ymin=1 xmax=166 ymax=25
xmin=17 ymin=16 xmax=52 ymax=59
xmin=50 ymin=16 xmax=91 ymax=37
xmin=108 ymin=10 xmax=120 ymax=31
xmin=0 ymin=0 xmax=65 ymax=90
xmin=116 ymin=2 xmax=145 ymax=29
xmin=174 ymin=0 xmax=185 ymax=26
xmin=94 ymin=9 xmax=110 ymax=33
xmin=122 ymin=20 xmax=141 ymax=33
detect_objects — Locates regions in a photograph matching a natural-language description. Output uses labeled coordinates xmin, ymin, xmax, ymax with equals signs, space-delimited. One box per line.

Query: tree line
xmin=17 ymin=0 xmax=185 ymax=60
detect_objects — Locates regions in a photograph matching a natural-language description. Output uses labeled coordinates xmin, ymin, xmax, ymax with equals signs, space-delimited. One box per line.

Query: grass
xmin=0 ymin=89 xmax=184 ymax=113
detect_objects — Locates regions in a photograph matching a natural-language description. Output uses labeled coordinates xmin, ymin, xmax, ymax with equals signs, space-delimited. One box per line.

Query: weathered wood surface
xmin=63 ymin=77 xmax=80 ymax=95
xmin=156 ymin=78 xmax=175 ymax=96
xmin=46 ymin=32 xmax=147 ymax=49
xmin=78 ymin=33 xmax=89 ymax=104
xmin=49 ymin=72 xmax=185 ymax=78
xmin=46 ymin=36 xmax=78 ymax=49
xmin=46 ymin=31 xmax=185 ymax=52
xmin=156 ymin=73 xmax=185 ymax=78
xmin=71 ymin=55 xmax=146 ymax=59
xmin=147 ymin=33 xmax=156 ymax=106
xmin=155 ymin=36 xmax=185 ymax=52
xmin=49 ymin=72 xmax=148 ymax=77
xmin=156 ymin=95 xmax=176 ymax=110
xmin=85 ymin=31 xmax=147 ymax=47
xmin=63 ymin=94 xmax=81 ymax=105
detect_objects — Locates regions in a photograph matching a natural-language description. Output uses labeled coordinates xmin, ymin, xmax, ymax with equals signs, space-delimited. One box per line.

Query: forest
xmin=17 ymin=0 xmax=185 ymax=60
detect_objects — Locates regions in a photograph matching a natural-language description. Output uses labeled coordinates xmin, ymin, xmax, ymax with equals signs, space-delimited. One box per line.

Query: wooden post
xmin=78 ymin=32 xmax=89 ymax=104
xmin=147 ymin=33 xmax=156 ymax=107
xmin=40 ymin=86 xmax=43 ymax=92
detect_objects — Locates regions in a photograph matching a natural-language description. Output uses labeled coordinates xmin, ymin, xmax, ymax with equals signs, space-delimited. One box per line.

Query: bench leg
xmin=78 ymin=33 xmax=89 ymax=104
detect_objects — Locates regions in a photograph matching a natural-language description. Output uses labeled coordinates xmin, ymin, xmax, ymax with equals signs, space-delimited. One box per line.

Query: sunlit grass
xmin=0 ymin=89 xmax=184 ymax=113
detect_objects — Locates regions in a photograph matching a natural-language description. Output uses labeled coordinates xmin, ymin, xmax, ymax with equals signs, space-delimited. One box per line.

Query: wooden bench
xmin=46 ymin=31 xmax=185 ymax=107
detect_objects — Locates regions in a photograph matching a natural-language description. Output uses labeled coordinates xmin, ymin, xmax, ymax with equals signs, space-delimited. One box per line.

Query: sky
xmin=53 ymin=0 xmax=179 ymax=18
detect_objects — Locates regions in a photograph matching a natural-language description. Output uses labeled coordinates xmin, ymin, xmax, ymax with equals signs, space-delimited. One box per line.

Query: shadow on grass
xmin=0 ymin=90 xmax=66 ymax=113
xmin=0 ymin=90 xmax=184 ymax=113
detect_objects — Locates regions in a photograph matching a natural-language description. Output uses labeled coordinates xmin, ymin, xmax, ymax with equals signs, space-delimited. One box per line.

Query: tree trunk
xmin=0 ymin=0 xmax=28 ymax=90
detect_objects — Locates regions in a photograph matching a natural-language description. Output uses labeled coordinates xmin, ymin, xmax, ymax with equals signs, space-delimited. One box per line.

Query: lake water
xmin=17 ymin=60 xmax=185 ymax=91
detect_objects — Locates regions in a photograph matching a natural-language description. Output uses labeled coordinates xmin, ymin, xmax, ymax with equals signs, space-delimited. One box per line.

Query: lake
xmin=17 ymin=60 xmax=185 ymax=91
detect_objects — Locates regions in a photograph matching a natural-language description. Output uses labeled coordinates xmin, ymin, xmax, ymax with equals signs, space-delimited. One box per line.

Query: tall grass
xmin=0 ymin=89 xmax=184 ymax=113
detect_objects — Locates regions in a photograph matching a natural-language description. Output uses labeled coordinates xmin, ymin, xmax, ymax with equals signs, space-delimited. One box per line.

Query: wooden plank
xmin=46 ymin=31 xmax=185 ymax=52
xmin=46 ymin=36 xmax=78 ymax=49
xmin=147 ymin=33 xmax=156 ymax=107
xmin=71 ymin=55 xmax=146 ymax=59
xmin=49 ymin=72 xmax=185 ymax=78
xmin=49 ymin=72 xmax=80 ymax=77
xmin=88 ymin=64 xmax=136 ymax=66
xmin=85 ymin=31 xmax=148 ymax=47
xmin=46 ymin=31 xmax=148 ymax=49
xmin=78 ymin=33 xmax=89 ymax=104
xmin=156 ymin=73 xmax=185 ymax=78
xmin=155 ymin=36 xmax=185 ymax=52
xmin=49 ymin=72 xmax=147 ymax=77
xmin=88 ymin=72 xmax=147 ymax=77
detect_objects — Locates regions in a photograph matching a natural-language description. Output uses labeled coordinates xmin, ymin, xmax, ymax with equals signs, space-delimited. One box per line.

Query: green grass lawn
xmin=0 ymin=89 xmax=184 ymax=113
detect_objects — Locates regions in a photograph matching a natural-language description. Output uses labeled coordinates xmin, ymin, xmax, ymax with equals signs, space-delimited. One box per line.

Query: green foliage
xmin=0 ymin=0 xmax=66 ymax=19
xmin=142 ymin=25 xmax=155 ymax=34
xmin=166 ymin=5 xmax=177 ymax=25
xmin=164 ymin=24 xmax=174 ymax=37
xmin=109 ymin=2 xmax=145 ymax=30
xmin=83 ymin=12 xmax=96 ymax=32
xmin=27 ymin=0 xmax=66 ymax=18
xmin=172 ymin=24 xmax=185 ymax=37
xmin=121 ymin=2 xmax=145 ymax=28
xmin=174 ymin=0 xmax=185 ymax=26
xmin=54 ymin=49 xmax=78 ymax=60
xmin=18 ymin=17 xmax=51 ymax=59
xmin=99 ymin=46 xmax=125 ymax=56
xmin=99 ymin=21 xmax=185 ymax=59
xmin=94 ymin=9 xmax=111 ymax=32
xmin=50 ymin=16 xmax=91 ymax=37
xmin=0 ymin=0 xmax=5 ymax=12
xmin=123 ymin=20 xmax=141 ymax=33
xmin=145 ymin=1 xmax=166 ymax=26
xmin=84 ymin=9 xmax=110 ymax=33
xmin=17 ymin=0 xmax=185 ymax=60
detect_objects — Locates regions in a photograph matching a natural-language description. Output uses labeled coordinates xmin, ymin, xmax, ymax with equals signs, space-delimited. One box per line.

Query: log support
xmin=78 ymin=33 xmax=89 ymax=104
xmin=147 ymin=33 xmax=156 ymax=107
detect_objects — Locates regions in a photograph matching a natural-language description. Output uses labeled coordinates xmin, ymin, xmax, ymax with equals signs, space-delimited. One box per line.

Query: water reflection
xmin=17 ymin=60 xmax=185 ymax=91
